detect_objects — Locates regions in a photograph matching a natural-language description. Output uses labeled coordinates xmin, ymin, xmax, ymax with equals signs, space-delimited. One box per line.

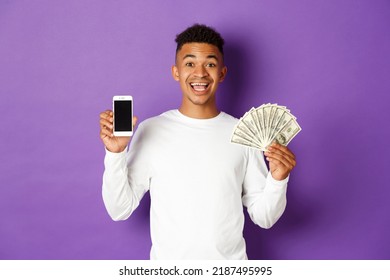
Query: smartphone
xmin=113 ymin=95 xmax=133 ymax=137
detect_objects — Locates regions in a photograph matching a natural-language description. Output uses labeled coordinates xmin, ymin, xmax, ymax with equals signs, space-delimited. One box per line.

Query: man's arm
xmin=242 ymin=144 xmax=296 ymax=229
xmin=100 ymin=110 xmax=147 ymax=221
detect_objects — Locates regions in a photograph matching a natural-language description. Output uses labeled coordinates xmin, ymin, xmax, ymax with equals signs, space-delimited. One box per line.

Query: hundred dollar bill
xmin=261 ymin=104 xmax=272 ymax=141
xmin=268 ymin=107 xmax=284 ymax=143
xmin=241 ymin=108 xmax=263 ymax=146
xmin=272 ymin=118 xmax=301 ymax=146
xmin=231 ymin=103 xmax=301 ymax=151
xmin=234 ymin=116 xmax=257 ymax=141
xmin=255 ymin=106 xmax=265 ymax=143
xmin=233 ymin=124 xmax=263 ymax=148
xmin=231 ymin=132 xmax=262 ymax=150
xmin=268 ymin=108 xmax=295 ymax=143
xmin=250 ymin=108 xmax=264 ymax=145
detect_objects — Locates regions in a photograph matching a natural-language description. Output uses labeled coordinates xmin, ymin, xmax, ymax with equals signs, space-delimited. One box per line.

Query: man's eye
xmin=206 ymin=63 xmax=216 ymax=67
xmin=185 ymin=62 xmax=194 ymax=67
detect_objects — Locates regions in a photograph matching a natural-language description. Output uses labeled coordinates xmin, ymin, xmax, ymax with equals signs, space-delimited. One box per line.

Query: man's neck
xmin=178 ymin=104 xmax=220 ymax=119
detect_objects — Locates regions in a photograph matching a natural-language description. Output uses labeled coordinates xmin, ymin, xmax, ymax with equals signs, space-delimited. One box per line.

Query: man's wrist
xmin=105 ymin=146 xmax=128 ymax=155
xmin=267 ymin=171 xmax=289 ymax=186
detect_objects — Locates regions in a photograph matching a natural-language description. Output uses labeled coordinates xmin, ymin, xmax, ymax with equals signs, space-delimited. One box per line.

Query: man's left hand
xmin=264 ymin=142 xmax=296 ymax=181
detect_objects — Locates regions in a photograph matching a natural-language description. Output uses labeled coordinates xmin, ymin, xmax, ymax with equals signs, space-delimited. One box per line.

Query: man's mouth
xmin=190 ymin=82 xmax=209 ymax=92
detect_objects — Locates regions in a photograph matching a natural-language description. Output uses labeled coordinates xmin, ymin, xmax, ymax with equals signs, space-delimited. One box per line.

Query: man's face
xmin=172 ymin=43 xmax=227 ymax=108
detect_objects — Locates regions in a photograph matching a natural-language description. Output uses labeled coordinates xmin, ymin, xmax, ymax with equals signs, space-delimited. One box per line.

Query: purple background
xmin=1 ymin=0 xmax=389 ymax=260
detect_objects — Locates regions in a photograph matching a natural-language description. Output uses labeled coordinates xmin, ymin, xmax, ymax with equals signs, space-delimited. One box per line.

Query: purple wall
xmin=1 ymin=0 xmax=389 ymax=260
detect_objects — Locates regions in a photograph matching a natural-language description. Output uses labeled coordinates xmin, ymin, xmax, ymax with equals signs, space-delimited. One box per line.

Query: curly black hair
xmin=175 ymin=24 xmax=225 ymax=56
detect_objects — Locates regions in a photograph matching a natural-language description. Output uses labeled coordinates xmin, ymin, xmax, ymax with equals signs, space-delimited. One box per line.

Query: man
xmin=99 ymin=24 xmax=296 ymax=260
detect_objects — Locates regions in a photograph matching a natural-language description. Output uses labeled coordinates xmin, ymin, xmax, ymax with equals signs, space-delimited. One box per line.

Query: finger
xmin=133 ymin=116 xmax=138 ymax=124
xmin=265 ymin=148 xmax=296 ymax=166
xmin=100 ymin=127 xmax=113 ymax=139
xmin=264 ymin=149 xmax=296 ymax=166
xmin=99 ymin=110 xmax=110 ymax=118
xmin=265 ymin=152 xmax=296 ymax=169
xmin=100 ymin=118 xmax=113 ymax=129
xmin=99 ymin=110 xmax=114 ymax=129
xmin=100 ymin=110 xmax=113 ymax=122
xmin=100 ymin=123 xmax=113 ymax=135
xmin=133 ymin=116 xmax=138 ymax=128
xmin=270 ymin=153 xmax=296 ymax=169
xmin=269 ymin=142 xmax=296 ymax=159
xmin=265 ymin=145 xmax=296 ymax=166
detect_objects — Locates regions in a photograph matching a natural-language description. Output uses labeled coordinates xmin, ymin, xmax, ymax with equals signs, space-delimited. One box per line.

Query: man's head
xmin=172 ymin=24 xmax=227 ymax=117
xmin=175 ymin=24 xmax=225 ymax=60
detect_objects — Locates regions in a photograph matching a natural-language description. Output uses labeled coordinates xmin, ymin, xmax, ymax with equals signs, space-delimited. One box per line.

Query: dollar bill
xmin=272 ymin=118 xmax=301 ymax=146
xmin=231 ymin=103 xmax=301 ymax=150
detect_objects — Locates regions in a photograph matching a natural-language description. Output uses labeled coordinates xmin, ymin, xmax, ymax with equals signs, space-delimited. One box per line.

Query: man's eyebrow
xmin=183 ymin=54 xmax=196 ymax=60
xmin=182 ymin=54 xmax=219 ymax=61
xmin=207 ymin=54 xmax=219 ymax=61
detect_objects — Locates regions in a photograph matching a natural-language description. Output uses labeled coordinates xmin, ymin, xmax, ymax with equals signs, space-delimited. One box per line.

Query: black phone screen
xmin=114 ymin=100 xmax=132 ymax=131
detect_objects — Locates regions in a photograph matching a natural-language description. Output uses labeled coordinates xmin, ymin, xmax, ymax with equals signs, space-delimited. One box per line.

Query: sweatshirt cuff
xmin=104 ymin=147 xmax=128 ymax=159
xmin=104 ymin=147 xmax=127 ymax=157
xmin=265 ymin=172 xmax=289 ymax=191
xmin=103 ymin=147 xmax=128 ymax=173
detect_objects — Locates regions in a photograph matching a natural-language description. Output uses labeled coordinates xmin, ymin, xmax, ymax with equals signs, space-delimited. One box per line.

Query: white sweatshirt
xmin=102 ymin=110 xmax=288 ymax=260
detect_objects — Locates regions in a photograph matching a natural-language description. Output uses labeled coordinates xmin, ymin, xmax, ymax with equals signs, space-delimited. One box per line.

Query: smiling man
xmin=99 ymin=24 xmax=296 ymax=260
xmin=172 ymin=40 xmax=227 ymax=118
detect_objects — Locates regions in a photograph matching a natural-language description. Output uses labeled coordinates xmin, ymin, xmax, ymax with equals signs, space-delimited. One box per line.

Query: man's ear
xmin=171 ymin=65 xmax=179 ymax=81
xmin=219 ymin=66 xmax=228 ymax=82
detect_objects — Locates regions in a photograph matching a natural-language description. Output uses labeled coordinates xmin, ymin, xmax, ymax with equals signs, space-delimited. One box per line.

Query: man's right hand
xmin=99 ymin=110 xmax=138 ymax=153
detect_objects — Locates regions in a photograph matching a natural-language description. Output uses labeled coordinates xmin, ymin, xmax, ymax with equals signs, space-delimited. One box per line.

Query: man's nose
xmin=193 ymin=65 xmax=208 ymax=77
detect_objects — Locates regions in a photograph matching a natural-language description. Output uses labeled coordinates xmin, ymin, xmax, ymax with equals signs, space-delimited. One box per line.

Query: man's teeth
xmin=190 ymin=83 xmax=209 ymax=91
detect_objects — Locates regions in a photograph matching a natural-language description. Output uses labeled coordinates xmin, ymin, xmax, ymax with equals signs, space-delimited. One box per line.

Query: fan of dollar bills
xmin=231 ymin=103 xmax=301 ymax=151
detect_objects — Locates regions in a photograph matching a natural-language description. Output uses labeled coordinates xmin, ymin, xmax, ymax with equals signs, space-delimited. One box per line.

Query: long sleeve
xmin=102 ymin=124 xmax=151 ymax=221
xmin=242 ymin=148 xmax=288 ymax=229
xmin=101 ymin=110 xmax=290 ymax=259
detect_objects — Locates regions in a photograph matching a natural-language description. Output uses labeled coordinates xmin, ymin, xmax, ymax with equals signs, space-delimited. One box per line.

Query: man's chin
xmin=188 ymin=95 xmax=215 ymax=106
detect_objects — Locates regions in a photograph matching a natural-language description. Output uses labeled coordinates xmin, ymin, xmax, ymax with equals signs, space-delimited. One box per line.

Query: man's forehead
xmin=177 ymin=43 xmax=222 ymax=59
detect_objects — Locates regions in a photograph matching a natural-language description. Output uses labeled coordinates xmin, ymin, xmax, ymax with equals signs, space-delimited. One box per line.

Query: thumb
xmin=133 ymin=116 xmax=138 ymax=128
